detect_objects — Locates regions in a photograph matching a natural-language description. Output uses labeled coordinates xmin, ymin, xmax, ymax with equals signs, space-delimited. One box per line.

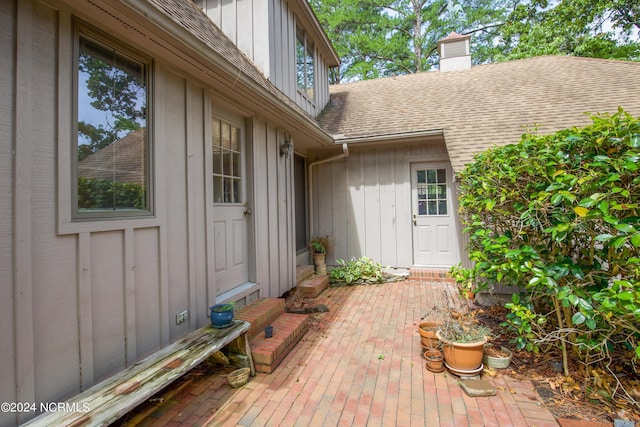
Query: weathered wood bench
xmin=22 ymin=320 xmax=254 ymax=427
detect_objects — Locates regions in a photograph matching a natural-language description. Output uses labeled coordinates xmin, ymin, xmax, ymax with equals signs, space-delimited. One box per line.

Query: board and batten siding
xmin=199 ymin=0 xmax=332 ymax=117
xmin=312 ymin=140 xmax=452 ymax=268
xmin=2 ymin=1 xmax=297 ymax=425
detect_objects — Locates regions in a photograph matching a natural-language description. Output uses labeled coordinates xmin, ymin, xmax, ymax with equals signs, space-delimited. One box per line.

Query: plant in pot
xmin=449 ymin=264 xmax=478 ymax=300
xmin=424 ymin=348 xmax=445 ymax=373
xmin=436 ymin=316 xmax=491 ymax=373
xmin=483 ymin=344 xmax=513 ymax=369
xmin=309 ymin=235 xmax=331 ymax=274
xmin=418 ymin=321 xmax=442 ymax=349
xmin=210 ymin=302 xmax=236 ymax=329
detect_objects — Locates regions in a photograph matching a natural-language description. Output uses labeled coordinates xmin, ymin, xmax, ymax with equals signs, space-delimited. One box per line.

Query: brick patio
xmin=117 ymin=279 xmax=560 ymax=427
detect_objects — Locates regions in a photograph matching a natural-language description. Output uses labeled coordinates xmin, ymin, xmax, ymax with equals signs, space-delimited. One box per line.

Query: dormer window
xmin=296 ymin=30 xmax=315 ymax=101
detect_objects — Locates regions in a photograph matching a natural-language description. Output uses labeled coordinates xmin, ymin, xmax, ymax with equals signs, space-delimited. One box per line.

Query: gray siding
xmin=313 ymin=140 xmax=453 ymax=268
xmin=200 ymin=0 xmax=332 ymax=116
xmin=2 ymin=1 xmax=298 ymax=425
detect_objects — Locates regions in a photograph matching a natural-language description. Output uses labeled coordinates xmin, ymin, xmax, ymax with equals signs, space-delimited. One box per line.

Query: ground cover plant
xmin=329 ymin=256 xmax=387 ymax=286
xmin=455 ymin=108 xmax=640 ymax=414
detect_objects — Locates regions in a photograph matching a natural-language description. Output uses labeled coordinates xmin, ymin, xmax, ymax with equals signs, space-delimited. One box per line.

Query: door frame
xmin=410 ymin=161 xmax=460 ymax=267
xmin=206 ymin=102 xmax=257 ymax=307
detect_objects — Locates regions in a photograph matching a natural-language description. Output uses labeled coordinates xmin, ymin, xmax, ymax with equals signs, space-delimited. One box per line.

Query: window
xmin=212 ymin=118 xmax=242 ymax=203
xmin=73 ymin=26 xmax=151 ymax=219
xmin=417 ymin=168 xmax=448 ymax=216
xmin=296 ymin=30 xmax=315 ymax=101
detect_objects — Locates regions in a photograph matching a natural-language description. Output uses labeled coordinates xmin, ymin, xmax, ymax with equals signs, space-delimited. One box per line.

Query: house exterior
xmin=1 ymin=0 xmax=337 ymax=425
xmin=2 ymin=1 xmax=640 ymax=425
xmin=315 ymin=41 xmax=640 ymax=269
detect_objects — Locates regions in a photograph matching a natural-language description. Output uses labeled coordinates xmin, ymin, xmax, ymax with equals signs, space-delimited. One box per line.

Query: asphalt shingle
xmin=318 ymin=56 xmax=640 ymax=172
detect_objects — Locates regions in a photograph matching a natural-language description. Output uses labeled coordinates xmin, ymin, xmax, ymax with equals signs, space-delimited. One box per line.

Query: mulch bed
xmin=474 ymin=305 xmax=640 ymax=425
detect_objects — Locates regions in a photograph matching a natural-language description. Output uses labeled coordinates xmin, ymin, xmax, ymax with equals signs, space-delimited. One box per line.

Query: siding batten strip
xmin=14 ymin=0 xmax=36 ymax=420
xmin=77 ymin=232 xmax=95 ymax=389
xmin=124 ymin=228 xmax=137 ymax=365
xmin=185 ymin=83 xmax=197 ymax=329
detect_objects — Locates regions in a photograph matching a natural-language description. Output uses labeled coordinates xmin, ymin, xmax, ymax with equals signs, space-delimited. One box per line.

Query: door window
xmin=212 ymin=118 xmax=242 ymax=203
xmin=417 ymin=168 xmax=447 ymax=216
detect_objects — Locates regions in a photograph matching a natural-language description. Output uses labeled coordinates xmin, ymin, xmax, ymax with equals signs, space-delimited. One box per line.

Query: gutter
xmin=308 ymin=143 xmax=349 ymax=240
xmin=333 ymin=129 xmax=445 ymax=145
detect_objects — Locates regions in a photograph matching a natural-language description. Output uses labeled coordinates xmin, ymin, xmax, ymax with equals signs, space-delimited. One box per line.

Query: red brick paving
xmin=117 ymin=280 xmax=559 ymax=427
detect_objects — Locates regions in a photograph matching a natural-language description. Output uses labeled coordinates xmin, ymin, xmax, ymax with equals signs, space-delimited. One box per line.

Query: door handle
xmin=243 ymin=202 xmax=252 ymax=216
xmin=413 ymin=214 xmax=417 ymax=226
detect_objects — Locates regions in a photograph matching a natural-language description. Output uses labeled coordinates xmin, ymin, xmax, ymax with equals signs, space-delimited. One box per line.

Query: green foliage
xmin=329 ymin=257 xmax=387 ymax=286
xmin=456 ymin=109 xmax=640 ymax=373
xmin=498 ymin=0 xmax=640 ymax=61
xmin=310 ymin=0 xmax=510 ymax=82
xmin=211 ymin=302 xmax=236 ymax=312
xmin=311 ymin=0 xmax=638 ymax=82
xmin=78 ymin=177 xmax=146 ymax=210
xmin=309 ymin=235 xmax=331 ymax=254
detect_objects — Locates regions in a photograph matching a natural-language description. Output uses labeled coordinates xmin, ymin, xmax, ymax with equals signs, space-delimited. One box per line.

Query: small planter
xmin=483 ymin=345 xmax=512 ymax=369
xmin=227 ymin=367 xmax=250 ymax=388
xmin=437 ymin=330 xmax=487 ymax=371
xmin=210 ymin=303 xmax=235 ymax=329
xmin=424 ymin=349 xmax=445 ymax=373
xmin=418 ymin=321 xmax=442 ymax=349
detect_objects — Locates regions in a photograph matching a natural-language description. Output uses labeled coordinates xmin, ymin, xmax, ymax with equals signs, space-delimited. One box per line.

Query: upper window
xmin=212 ymin=117 xmax=242 ymax=204
xmin=296 ymin=30 xmax=315 ymax=101
xmin=417 ymin=168 xmax=448 ymax=216
xmin=73 ymin=26 xmax=152 ymax=219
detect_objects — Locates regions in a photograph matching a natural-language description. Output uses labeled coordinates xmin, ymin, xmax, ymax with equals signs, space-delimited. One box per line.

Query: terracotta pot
xmin=424 ymin=349 xmax=445 ymax=373
xmin=436 ymin=330 xmax=487 ymax=371
xmin=418 ymin=321 xmax=442 ymax=349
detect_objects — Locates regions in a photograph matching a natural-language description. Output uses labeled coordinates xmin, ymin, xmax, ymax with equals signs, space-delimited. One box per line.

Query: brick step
xmin=296 ymin=265 xmax=315 ymax=285
xmin=235 ymin=298 xmax=285 ymax=340
xmin=297 ymin=274 xmax=330 ymax=298
xmin=249 ymin=313 xmax=309 ymax=374
xmin=409 ymin=268 xmax=454 ymax=282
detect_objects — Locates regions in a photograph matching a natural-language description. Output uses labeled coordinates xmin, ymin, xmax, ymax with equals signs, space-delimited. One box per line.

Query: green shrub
xmin=329 ymin=257 xmax=386 ymax=286
xmin=456 ymin=108 xmax=640 ymax=379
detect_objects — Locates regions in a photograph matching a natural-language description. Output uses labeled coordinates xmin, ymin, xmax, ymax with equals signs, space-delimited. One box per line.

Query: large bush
xmin=456 ymin=109 xmax=640 ymax=381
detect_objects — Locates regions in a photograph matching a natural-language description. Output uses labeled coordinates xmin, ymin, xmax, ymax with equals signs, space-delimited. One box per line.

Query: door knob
xmin=412 ymin=214 xmax=417 ymax=226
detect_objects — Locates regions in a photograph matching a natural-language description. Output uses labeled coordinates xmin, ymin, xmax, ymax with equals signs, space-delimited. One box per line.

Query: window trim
xmin=58 ymin=19 xmax=158 ymax=234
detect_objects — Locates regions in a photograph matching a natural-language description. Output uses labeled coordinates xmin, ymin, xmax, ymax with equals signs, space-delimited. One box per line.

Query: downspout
xmin=308 ymin=142 xmax=349 ymax=240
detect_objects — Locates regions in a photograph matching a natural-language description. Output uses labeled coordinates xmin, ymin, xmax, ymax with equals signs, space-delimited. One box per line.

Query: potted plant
xmin=449 ymin=264 xmax=477 ymax=299
xmin=436 ymin=317 xmax=491 ymax=372
xmin=483 ymin=344 xmax=513 ymax=369
xmin=210 ymin=302 xmax=236 ymax=329
xmin=418 ymin=321 xmax=442 ymax=349
xmin=309 ymin=235 xmax=331 ymax=274
xmin=424 ymin=348 xmax=445 ymax=373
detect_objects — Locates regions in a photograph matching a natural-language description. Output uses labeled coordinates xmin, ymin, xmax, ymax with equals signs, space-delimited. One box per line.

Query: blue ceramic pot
xmin=210 ymin=304 xmax=234 ymax=328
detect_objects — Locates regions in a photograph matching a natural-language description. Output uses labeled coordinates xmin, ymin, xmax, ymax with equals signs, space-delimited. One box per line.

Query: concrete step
xmin=249 ymin=313 xmax=309 ymax=374
xmin=296 ymin=265 xmax=315 ymax=285
xmin=235 ymin=298 xmax=285 ymax=340
xmin=297 ymin=274 xmax=330 ymax=298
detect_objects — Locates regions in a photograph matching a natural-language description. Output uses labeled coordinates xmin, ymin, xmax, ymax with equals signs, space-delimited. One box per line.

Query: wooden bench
xmin=22 ymin=320 xmax=254 ymax=427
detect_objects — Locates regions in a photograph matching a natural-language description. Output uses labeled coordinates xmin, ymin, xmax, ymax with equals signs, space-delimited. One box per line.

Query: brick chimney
xmin=437 ymin=32 xmax=471 ymax=72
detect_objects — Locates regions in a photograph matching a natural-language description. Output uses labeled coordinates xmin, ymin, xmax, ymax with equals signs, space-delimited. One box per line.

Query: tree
xmin=310 ymin=0 xmax=510 ymax=82
xmin=311 ymin=0 xmax=639 ymax=82
xmin=495 ymin=0 xmax=640 ymax=60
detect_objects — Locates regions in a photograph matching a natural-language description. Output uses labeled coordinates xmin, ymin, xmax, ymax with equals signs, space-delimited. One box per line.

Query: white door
xmin=212 ymin=117 xmax=249 ymax=295
xmin=411 ymin=163 xmax=460 ymax=267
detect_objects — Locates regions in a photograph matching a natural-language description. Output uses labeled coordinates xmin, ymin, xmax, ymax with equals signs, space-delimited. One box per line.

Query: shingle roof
xmin=318 ymin=56 xmax=640 ymax=172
